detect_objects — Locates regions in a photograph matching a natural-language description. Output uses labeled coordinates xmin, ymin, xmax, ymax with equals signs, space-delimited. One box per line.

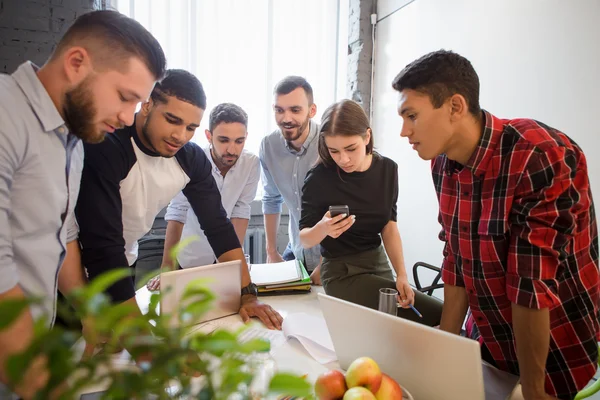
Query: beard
xmin=280 ymin=116 xmax=310 ymax=143
xmin=63 ymin=77 xmax=105 ymax=144
xmin=218 ymin=152 xmax=239 ymax=166
xmin=210 ymin=145 xmax=239 ymax=169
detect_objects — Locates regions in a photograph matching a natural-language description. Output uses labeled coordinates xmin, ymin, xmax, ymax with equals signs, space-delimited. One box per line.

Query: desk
xmin=79 ymin=286 xmax=524 ymax=399
xmin=140 ymin=286 xmax=525 ymax=400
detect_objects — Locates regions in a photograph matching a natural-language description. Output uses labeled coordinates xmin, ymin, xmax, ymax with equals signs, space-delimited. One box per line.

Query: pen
xmin=409 ymin=304 xmax=423 ymax=318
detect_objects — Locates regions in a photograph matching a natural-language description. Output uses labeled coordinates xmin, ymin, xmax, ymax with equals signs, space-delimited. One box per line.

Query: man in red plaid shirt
xmin=392 ymin=50 xmax=599 ymax=400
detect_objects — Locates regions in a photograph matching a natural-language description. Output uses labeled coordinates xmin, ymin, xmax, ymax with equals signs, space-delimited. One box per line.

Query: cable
xmin=377 ymin=0 xmax=416 ymax=23
xmin=369 ymin=13 xmax=376 ymax=122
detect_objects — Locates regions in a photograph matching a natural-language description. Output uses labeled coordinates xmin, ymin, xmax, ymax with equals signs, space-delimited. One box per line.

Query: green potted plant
xmin=1 ymin=242 xmax=313 ymax=399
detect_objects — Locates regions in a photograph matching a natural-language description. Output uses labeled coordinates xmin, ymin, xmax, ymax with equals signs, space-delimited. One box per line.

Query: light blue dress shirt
xmin=259 ymin=120 xmax=321 ymax=270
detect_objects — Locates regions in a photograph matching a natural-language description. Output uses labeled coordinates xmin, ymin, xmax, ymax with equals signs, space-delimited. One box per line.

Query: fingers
xmin=397 ymin=283 xmax=415 ymax=308
xmin=397 ymin=284 xmax=410 ymax=308
xmin=255 ymin=307 xmax=275 ymax=329
xmin=269 ymin=308 xmax=284 ymax=330
xmin=329 ymin=215 xmax=356 ymax=238
xmin=310 ymin=270 xmax=322 ymax=285
xmin=81 ymin=342 xmax=96 ymax=361
xmin=239 ymin=307 xmax=250 ymax=324
xmin=240 ymin=304 xmax=283 ymax=330
xmin=406 ymin=287 xmax=416 ymax=306
xmin=146 ymin=276 xmax=160 ymax=290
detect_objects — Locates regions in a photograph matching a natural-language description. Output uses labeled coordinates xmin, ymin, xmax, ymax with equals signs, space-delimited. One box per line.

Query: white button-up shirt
xmin=165 ymin=147 xmax=260 ymax=267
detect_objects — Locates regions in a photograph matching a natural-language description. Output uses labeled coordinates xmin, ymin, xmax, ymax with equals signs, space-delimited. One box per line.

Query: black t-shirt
xmin=299 ymin=153 xmax=399 ymax=258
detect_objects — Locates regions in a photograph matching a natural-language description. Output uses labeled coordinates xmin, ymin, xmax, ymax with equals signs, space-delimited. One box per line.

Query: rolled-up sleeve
xmin=231 ymin=157 xmax=260 ymax=220
xmin=259 ymin=140 xmax=283 ymax=215
xmin=66 ymin=210 xmax=79 ymax=243
xmin=506 ymin=147 xmax=576 ymax=309
xmin=165 ymin=191 xmax=190 ymax=224
xmin=0 ymin=124 xmax=21 ymax=293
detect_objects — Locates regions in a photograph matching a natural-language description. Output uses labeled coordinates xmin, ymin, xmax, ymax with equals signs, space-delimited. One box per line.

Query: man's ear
xmin=140 ymin=98 xmax=154 ymax=116
xmin=62 ymin=46 xmax=93 ymax=86
xmin=205 ymin=129 xmax=212 ymax=142
xmin=308 ymin=103 xmax=317 ymax=119
xmin=449 ymin=94 xmax=469 ymax=122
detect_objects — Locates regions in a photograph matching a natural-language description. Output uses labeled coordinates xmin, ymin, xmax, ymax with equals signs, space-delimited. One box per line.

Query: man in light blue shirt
xmin=146 ymin=103 xmax=260 ymax=289
xmin=0 ymin=10 xmax=165 ymax=399
xmin=260 ymin=76 xmax=321 ymax=279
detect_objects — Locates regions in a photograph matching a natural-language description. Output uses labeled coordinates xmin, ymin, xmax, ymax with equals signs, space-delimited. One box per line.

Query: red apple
xmin=374 ymin=374 xmax=403 ymax=400
xmin=343 ymin=386 xmax=376 ymax=400
xmin=315 ymin=369 xmax=347 ymax=400
xmin=345 ymin=357 xmax=383 ymax=393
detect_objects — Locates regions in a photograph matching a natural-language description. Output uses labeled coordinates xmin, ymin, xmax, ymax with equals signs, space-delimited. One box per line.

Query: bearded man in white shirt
xmin=147 ymin=103 xmax=259 ymax=289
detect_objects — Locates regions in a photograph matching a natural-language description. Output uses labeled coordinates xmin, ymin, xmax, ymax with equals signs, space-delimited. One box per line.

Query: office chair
xmin=412 ymin=261 xmax=443 ymax=297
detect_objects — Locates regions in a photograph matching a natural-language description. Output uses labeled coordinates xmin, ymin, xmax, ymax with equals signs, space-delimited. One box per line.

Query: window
xmin=114 ymin=0 xmax=348 ymax=162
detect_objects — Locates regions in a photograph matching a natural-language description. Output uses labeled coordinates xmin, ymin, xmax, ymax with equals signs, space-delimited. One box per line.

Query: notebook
xmin=249 ymin=260 xmax=301 ymax=286
xmin=264 ymin=261 xmax=311 ymax=289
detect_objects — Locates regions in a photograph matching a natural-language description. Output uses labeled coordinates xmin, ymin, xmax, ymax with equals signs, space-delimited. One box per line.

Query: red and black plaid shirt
xmin=433 ymin=110 xmax=600 ymax=398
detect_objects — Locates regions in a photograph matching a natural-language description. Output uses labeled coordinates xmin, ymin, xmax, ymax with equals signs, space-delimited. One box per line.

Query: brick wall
xmin=0 ymin=0 xmax=101 ymax=74
xmin=347 ymin=0 xmax=375 ymax=118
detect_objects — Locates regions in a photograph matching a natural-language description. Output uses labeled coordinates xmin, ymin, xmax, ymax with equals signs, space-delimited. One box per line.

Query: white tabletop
xmin=138 ymin=286 xmax=525 ymax=400
xmin=77 ymin=286 xmax=524 ymax=399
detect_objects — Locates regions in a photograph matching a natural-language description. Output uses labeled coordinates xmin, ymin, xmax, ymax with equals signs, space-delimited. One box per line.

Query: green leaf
xmin=220 ymin=368 xmax=253 ymax=396
xmin=169 ymin=235 xmax=200 ymax=266
xmin=77 ymin=268 xmax=133 ymax=302
xmin=237 ymin=338 xmax=271 ymax=353
xmin=0 ymin=297 xmax=35 ymax=330
xmin=181 ymin=278 xmax=215 ymax=301
xmin=268 ymin=373 xmax=313 ymax=398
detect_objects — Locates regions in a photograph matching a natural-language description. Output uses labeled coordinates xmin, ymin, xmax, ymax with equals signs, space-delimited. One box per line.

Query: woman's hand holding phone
xmin=319 ymin=209 xmax=355 ymax=239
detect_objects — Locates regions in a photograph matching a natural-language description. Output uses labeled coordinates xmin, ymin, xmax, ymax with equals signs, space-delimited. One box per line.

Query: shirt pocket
xmin=476 ymin=202 xmax=509 ymax=278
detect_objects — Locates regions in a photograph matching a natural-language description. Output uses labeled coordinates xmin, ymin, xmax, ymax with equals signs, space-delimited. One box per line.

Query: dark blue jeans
xmin=282 ymin=242 xmax=295 ymax=261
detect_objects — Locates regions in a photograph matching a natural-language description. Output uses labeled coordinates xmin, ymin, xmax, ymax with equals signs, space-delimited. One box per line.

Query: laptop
xmin=318 ymin=293 xmax=519 ymax=400
xmin=161 ymin=260 xmax=242 ymax=327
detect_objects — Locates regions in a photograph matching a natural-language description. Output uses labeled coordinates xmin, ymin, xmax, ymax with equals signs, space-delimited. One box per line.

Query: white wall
xmin=373 ymin=0 xmax=600 ymax=289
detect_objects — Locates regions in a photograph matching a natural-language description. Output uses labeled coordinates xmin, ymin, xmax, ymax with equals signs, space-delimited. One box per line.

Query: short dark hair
xmin=54 ymin=10 xmax=166 ymax=80
xmin=318 ymin=99 xmax=373 ymax=168
xmin=208 ymin=103 xmax=248 ymax=132
xmin=151 ymin=69 xmax=207 ymax=110
xmin=273 ymin=76 xmax=314 ymax=105
xmin=392 ymin=50 xmax=481 ymax=117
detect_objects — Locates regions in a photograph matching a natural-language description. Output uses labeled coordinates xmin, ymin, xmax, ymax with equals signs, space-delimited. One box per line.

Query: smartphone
xmin=329 ymin=205 xmax=350 ymax=219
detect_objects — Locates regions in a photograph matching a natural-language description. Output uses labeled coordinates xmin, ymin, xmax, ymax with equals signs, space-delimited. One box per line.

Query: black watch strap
xmin=241 ymin=282 xmax=258 ymax=296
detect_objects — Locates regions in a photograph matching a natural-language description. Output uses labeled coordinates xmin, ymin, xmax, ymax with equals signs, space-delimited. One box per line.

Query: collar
xmin=445 ymin=110 xmax=504 ymax=177
xmin=13 ymin=61 xmax=65 ymax=133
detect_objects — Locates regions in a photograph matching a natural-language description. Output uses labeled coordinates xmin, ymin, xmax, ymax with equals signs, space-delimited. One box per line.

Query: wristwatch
xmin=241 ymin=282 xmax=258 ymax=297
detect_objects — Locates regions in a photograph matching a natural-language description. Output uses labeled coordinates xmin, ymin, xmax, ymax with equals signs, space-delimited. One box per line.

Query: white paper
xmin=237 ymin=327 xmax=287 ymax=355
xmin=249 ymin=260 xmax=301 ymax=286
xmin=282 ymin=312 xmax=337 ymax=364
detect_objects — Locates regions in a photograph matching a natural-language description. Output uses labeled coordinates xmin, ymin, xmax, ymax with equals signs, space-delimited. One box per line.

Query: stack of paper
xmin=249 ymin=260 xmax=312 ymax=296
xmin=281 ymin=312 xmax=337 ymax=364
